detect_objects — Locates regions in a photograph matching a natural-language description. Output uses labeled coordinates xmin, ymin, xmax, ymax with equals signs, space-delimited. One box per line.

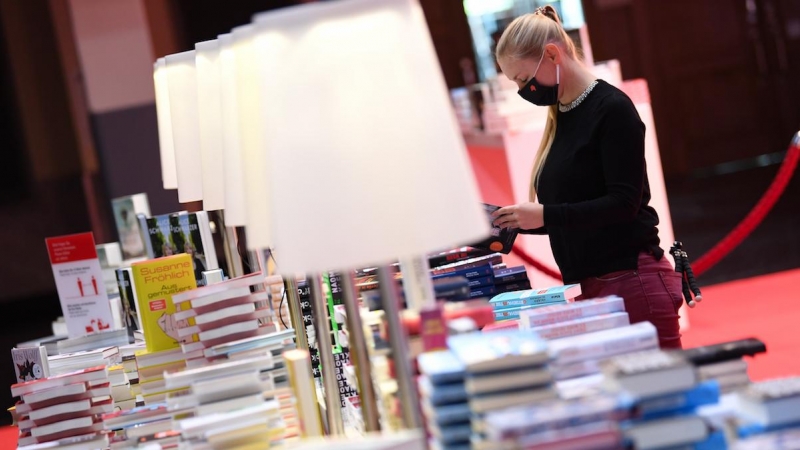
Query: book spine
xmin=137 ymin=213 xmax=155 ymax=259
xmin=492 ymin=296 xmax=566 ymax=308
xmin=284 ymin=349 xmax=323 ymax=437
xmin=469 ymin=286 xmax=497 ymax=299
xmin=466 ymin=275 xmax=495 ymax=289
xmin=532 ymin=313 xmax=630 ymax=340
xmin=496 ymin=282 xmax=532 ymax=294
xmin=495 ymin=273 xmax=531 ymax=285
xmin=430 ymin=254 xmax=502 ymax=276
xmin=432 ymin=265 xmax=494 ymax=280
xmin=428 ymin=249 xmax=490 ymax=269
xmin=520 ymin=297 xmax=625 ymax=328
xmin=551 ymin=325 xmax=659 ymax=365
xmin=493 ymin=266 xmax=527 ymax=278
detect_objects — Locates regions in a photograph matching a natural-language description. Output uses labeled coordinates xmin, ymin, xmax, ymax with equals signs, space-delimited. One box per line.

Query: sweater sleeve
xmin=543 ymin=95 xmax=646 ymax=229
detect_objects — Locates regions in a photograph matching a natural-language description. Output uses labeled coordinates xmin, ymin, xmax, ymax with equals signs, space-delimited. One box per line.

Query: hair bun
xmin=535 ymin=5 xmax=561 ymax=25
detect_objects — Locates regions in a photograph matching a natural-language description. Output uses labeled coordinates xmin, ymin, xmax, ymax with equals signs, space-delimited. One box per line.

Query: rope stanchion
xmin=511 ymin=131 xmax=800 ymax=284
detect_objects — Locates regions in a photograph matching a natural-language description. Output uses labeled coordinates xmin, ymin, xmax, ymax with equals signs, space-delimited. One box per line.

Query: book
xmin=284 ymin=349 xmax=323 ymax=437
xmin=493 ymin=266 xmax=528 ymax=283
xmin=11 ymin=366 xmax=108 ymax=398
xmin=131 ymin=254 xmax=198 ymax=353
xmin=464 ymin=366 xmax=552 ymax=395
xmin=530 ymin=312 xmax=630 ymax=340
xmin=13 ymin=347 xmax=50 ymax=383
xmin=495 ymin=282 xmax=532 ymax=294
xmin=418 ymin=350 xmax=466 ymax=385
xmin=602 ymin=350 xmax=697 ymax=399
xmin=446 ymin=330 xmax=549 ymax=374
xmin=169 ymin=212 xmax=219 ymax=285
xmin=432 ymin=264 xmax=495 ymax=281
xmin=417 ymin=376 xmax=468 ymax=406
xmin=469 ymin=286 xmax=497 ymax=299
xmin=111 ymin=193 xmax=151 ymax=260
xmin=431 ymin=254 xmax=503 ymax=277
xmin=428 ymin=248 xmax=491 ymax=269
xmin=519 ymin=295 xmax=625 ymax=328
xmin=489 ymin=284 xmax=582 ymax=308
xmin=736 ymin=376 xmax=800 ymax=426
xmin=138 ymin=213 xmax=175 ymax=260
xmin=636 ymin=380 xmax=720 ymax=420
xmin=468 ymin=387 xmax=557 ymax=414
xmin=548 ymin=322 xmax=659 ymax=366
xmin=623 ymin=415 xmax=709 ymax=449
xmin=469 ymin=203 xmax=519 ymax=254
xmin=516 ymin=420 xmax=623 ymax=450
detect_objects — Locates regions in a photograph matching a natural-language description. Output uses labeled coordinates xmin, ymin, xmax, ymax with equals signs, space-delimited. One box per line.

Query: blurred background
xmin=0 ymin=0 xmax=798 ymax=423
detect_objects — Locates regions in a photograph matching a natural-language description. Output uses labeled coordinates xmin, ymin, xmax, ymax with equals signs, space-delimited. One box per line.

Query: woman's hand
xmin=491 ymin=202 xmax=544 ymax=230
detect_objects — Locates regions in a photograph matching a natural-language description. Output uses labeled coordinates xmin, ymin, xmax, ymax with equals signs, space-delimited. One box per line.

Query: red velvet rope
xmin=511 ymin=132 xmax=800 ymax=280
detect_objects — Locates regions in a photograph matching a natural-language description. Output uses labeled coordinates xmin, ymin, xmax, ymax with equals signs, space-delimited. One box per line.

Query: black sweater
xmin=525 ymin=80 xmax=662 ymax=283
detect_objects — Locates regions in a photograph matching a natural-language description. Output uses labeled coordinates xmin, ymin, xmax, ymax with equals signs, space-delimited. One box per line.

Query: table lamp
xmin=153 ymin=58 xmax=177 ymax=190
xmin=164 ymin=50 xmax=204 ymax=203
xmin=195 ymin=40 xmax=226 ymax=211
xmin=251 ymin=0 xmax=489 ymax=431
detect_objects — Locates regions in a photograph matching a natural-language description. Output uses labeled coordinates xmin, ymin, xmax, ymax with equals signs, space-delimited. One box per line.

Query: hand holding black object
xmin=491 ymin=202 xmax=545 ymax=230
xmin=670 ymin=241 xmax=703 ymax=308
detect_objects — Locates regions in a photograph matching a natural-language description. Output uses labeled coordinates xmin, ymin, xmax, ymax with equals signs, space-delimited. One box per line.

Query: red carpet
xmin=681 ymin=268 xmax=800 ymax=381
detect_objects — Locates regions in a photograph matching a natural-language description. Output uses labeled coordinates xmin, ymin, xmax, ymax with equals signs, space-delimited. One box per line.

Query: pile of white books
xmin=11 ymin=366 xmax=112 ymax=448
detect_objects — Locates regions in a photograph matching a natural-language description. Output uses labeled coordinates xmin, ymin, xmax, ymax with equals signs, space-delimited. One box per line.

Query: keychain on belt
xmin=670 ymin=241 xmax=702 ymax=307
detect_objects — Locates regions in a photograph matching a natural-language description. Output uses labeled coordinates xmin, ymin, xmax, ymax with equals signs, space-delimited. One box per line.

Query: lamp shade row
xmin=151 ymin=0 xmax=489 ymax=274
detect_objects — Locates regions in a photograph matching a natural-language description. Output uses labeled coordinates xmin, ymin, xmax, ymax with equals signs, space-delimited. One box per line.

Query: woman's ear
xmin=544 ymin=43 xmax=562 ymax=64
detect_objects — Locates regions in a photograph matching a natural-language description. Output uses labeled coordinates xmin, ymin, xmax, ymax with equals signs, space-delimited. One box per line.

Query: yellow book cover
xmin=132 ymin=254 xmax=197 ymax=353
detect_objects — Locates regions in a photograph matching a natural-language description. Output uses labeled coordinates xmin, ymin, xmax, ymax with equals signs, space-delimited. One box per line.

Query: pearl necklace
xmin=559 ymin=80 xmax=599 ymax=113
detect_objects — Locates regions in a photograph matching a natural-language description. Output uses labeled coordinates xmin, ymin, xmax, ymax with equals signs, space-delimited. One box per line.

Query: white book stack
xmin=172 ymin=273 xmax=275 ymax=368
xmin=56 ymin=328 xmax=130 ymax=355
xmin=11 ymin=366 xmax=112 ymax=447
xmin=134 ymin=348 xmax=187 ymax=405
xmin=47 ymin=346 xmax=120 ymax=377
xmin=102 ymin=403 xmax=180 ymax=448
xmin=163 ymin=353 xmax=290 ymax=448
xmin=547 ymin=321 xmax=660 ymax=380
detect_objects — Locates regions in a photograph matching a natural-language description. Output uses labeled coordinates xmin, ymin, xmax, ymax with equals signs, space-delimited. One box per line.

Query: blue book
xmin=447 ymin=330 xmax=548 ymax=374
xmin=493 ymin=265 xmax=527 ymax=278
xmin=418 ymin=350 xmax=466 ymax=385
xmin=469 ymin=286 xmax=497 ymax=299
xmin=423 ymin=401 xmax=471 ymax=426
xmin=636 ymin=381 xmax=720 ymax=420
xmin=489 ymin=284 xmax=581 ymax=308
xmin=432 ymin=423 xmax=473 ymax=445
xmin=493 ymin=306 xmax=525 ymax=321
xmin=433 ymin=264 xmax=494 ymax=281
xmin=418 ymin=376 xmax=469 ymax=406
xmin=465 ymin=275 xmax=494 ymax=289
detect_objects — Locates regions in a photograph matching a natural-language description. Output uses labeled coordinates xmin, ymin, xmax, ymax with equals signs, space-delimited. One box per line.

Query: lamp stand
xmin=340 ymin=271 xmax=381 ymax=432
xmin=284 ymin=277 xmax=309 ymax=352
xmin=377 ymin=265 xmax=422 ymax=430
xmin=307 ymin=274 xmax=345 ymax=435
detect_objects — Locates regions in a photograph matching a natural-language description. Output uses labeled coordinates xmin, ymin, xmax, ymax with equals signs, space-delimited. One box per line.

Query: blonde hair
xmin=495 ymin=6 xmax=579 ymax=201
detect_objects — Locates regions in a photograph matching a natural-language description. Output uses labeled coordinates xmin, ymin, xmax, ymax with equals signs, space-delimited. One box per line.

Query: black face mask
xmin=517 ymin=53 xmax=560 ymax=106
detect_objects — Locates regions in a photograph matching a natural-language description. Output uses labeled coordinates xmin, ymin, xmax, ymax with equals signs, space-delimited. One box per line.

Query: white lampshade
xmin=165 ymin=50 xmax=203 ymax=203
xmin=153 ymin=58 xmax=177 ymax=190
xmin=233 ymin=25 xmax=272 ymax=249
xmin=252 ymin=0 xmax=489 ymax=274
xmin=195 ymin=40 xmax=226 ymax=211
xmin=219 ymin=33 xmax=247 ymax=227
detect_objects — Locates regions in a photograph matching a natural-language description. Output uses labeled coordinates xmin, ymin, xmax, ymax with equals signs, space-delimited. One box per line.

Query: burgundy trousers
xmin=577 ymin=252 xmax=684 ymax=349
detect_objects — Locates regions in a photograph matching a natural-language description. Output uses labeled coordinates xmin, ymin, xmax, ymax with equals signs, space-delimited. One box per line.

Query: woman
xmin=490 ymin=6 xmax=683 ymax=349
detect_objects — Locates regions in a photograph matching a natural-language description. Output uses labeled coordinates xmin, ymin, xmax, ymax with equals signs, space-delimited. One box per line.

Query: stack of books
xmin=47 ymin=346 xmax=120 ymax=377
xmin=548 ymin=321 xmax=660 ymax=380
xmin=519 ymin=295 xmax=629 ymax=340
xmin=447 ymin=329 xmax=557 ymax=449
xmin=107 ymin=364 xmax=134 ymax=410
xmin=430 ymin=254 xmax=503 ymax=301
xmin=134 ymin=348 xmax=187 ymax=405
xmin=118 ymin=342 xmax=145 ymax=408
xmin=55 ymin=329 xmax=131 ymax=355
xmin=492 ymin=266 xmax=531 ymax=295
xmin=489 ymin=284 xmax=581 ymax=322
xmin=681 ymin=338 xmax=765 ymax=395
xmin=11 ymin=366 xmax=112 ymax=448
xmin=103 ymin=404 xmax=178 ymax=448
xmin=602 ymin=350 xmax=727 ymax=449
xmin=417 ymin=350 xmax=470 ymax=450
xmin=732 ymin=376 xmax=800 ymax=438
xmin=171 ymin=272 xmax=274 ymax=368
